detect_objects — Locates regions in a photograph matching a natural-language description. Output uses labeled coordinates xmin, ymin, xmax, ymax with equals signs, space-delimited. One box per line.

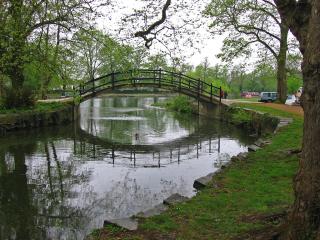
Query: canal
xmin=0 ymin=95 xmax=255 ymax=240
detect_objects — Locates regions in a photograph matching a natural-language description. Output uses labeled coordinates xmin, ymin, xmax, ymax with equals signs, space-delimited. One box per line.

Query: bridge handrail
xmin=78 ymin=69 xmax=222 ymax=103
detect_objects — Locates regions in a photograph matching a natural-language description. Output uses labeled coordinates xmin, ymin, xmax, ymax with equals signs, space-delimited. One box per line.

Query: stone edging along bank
xmin=0 ymin=104 xmax=79 ymax=135
xmin=93 ymin=107 xmax=293 ymax=233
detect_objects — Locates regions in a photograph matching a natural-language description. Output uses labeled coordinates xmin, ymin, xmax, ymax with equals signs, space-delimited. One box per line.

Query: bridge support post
xmin=210 ymin=83 xmax=213 ymax=101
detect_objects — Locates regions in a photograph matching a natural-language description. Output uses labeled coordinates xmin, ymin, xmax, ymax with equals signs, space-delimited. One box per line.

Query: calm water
xmin=0 ymin=95 xmax=254 ymax=240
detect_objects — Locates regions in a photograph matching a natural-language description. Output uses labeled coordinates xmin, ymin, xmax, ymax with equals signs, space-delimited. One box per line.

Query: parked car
xmin=285 ymin=94 xmax=297 ymax=105
xmin=259 ymin=92 xmax=277 ymax=102
xmin=241 ymin=91 xmax=260 ymax=98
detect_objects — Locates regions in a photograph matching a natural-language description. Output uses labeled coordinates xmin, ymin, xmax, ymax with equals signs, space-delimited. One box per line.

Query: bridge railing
xmin=79 ymin=69 xmax=222 ymax=103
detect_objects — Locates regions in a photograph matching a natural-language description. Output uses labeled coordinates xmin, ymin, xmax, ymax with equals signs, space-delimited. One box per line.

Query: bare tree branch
xmin=134 ymin=0 xmax=171 ymax=48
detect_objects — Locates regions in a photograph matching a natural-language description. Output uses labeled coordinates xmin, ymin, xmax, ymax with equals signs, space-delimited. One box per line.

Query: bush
xmin=165 ymin=95 xmax=193 ymax=114
xmin=1 ymin=87 xmax=35 ymax=109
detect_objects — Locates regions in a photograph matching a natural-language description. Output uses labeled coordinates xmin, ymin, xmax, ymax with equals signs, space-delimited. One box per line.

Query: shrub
xmin=167 ymin=95 xmax=193 ymax=114
xmin=1 ymin=87 xmax=35 ymax=109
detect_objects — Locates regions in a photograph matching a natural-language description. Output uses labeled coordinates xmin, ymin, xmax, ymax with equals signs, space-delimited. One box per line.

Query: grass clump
xmin=0 ymin=102 xmax=69 ymax=114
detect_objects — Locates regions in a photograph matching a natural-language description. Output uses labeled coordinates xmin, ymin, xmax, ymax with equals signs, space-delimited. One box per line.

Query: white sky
xmin=96 ymin=0 xmax=227 ymax=67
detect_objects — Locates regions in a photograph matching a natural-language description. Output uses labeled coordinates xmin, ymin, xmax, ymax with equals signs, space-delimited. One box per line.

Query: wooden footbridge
xmin=78 ymin=69 xmax=222 ymax=104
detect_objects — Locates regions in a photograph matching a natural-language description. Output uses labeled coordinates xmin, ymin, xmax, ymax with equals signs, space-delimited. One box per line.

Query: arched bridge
xmin=78 ymin=69 xmax=222 ymax=104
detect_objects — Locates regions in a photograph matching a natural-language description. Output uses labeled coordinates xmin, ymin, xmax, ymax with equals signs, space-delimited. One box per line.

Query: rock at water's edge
xmin=163 ymin=193 xmax=189 ymax=206
xmin=135 ymin=204 xmax=168 ymax=218
xmin=103 ymin=218 xmax=138 ymax=231
xmin=248 ymin=145 xmax=261 ymax=152
xmin=193 ymin=173 xmax=215 ymax=190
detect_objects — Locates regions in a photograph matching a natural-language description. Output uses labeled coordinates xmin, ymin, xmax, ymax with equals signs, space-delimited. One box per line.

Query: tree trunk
xmin=276 ymin=23 xmax=289 ymax=103
xmin=285 ymin=1 xmax=320 ymax=238
xmin=287 ymin=62 xmax=320 ymax=240
xmin=7 ymin=0 xmax=26 ymax=90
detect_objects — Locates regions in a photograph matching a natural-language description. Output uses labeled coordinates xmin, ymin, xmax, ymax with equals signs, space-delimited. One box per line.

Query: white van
xmin=259 ymin=92 xmax=277 ymax=102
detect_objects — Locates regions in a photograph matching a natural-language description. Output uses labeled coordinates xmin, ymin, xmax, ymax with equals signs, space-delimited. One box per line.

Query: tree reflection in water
xmin=0 ymin=96 xmax=255 ymax=239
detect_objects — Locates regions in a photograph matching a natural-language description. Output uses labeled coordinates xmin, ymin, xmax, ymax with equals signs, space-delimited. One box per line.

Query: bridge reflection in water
xmin=75 ymin=132 xmax=224 ymax=168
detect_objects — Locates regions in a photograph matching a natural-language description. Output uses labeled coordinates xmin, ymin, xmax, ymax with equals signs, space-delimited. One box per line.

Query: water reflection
xmin=0 ymin=96 xmax=254 ymax=240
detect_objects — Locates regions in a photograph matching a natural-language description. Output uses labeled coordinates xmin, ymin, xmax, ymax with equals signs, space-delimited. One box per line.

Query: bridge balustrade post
xmin=198 ymin=78 xmax=200 ymax=98
xmin=219 ymin=86 xmax=222 ymax=103
xmin=111 ymin=71 xmax=115 ymax=90
xmin=159 ymin=68 xmax=162 ymax=88
xmin=210 ymin=83 xmax=213 ymax=101
xmin=171 ymin=71 xmax=174 ymax=85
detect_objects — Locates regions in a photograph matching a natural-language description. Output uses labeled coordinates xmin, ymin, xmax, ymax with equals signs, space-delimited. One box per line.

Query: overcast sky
xmin=96 ymin=0 xmax=227 ymax=67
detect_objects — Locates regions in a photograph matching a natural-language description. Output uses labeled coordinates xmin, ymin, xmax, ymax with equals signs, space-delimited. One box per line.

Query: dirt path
xmin=254 ymin=102 xmax=303 ymax=117
xmin=224 ymin=99 xmax=304 ymax=117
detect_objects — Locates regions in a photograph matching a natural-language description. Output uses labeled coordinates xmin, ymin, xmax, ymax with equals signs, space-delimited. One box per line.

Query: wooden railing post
xmin=171 ymin=71 xmax=174 ymax=85
xmin=219 ymin=86 xmax=222 ymax=103
xmin=198 ymin=78 xmax=200 ymax=98
xmin=111 ymin=71 xmax=115 ymax=90
xmin=210 ymin=83 xmax=213 ymax=101
xmin=159 ymin=68 xmax=162 ymax=88
xmin=133 ymin=70 xmax=136 ymax=87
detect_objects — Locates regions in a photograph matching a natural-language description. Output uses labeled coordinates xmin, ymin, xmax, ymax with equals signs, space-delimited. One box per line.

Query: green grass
xmin=0 ymin=102 xmax=70 ymax=114
xmin=93 ymin=103 xmax=303 ymax=240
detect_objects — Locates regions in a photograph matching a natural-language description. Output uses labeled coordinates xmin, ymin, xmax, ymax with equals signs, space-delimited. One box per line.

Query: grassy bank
xmin=0 ymin=102 xmax=71 ymax=115
xmin=91 ymin=103 xmax=303 ymax=240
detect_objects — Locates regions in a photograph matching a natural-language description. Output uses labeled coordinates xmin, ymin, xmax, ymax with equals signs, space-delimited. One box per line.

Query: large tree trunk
xmin=285 ymin=1 xmax=320 ymax=238
xmin=287 ymin=63 xmax=320 ymax=239
xmin=276 ymin=24 xmax=289 ymax=103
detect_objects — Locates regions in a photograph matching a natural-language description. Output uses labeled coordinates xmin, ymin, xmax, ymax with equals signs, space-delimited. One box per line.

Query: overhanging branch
xmin=134 ymin=0 xmax=172 ymax=48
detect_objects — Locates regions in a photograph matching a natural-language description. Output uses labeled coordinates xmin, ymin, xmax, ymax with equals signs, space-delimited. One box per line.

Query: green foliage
xmin=157 ymin=96 xmax=194 ymax=114
xmin=73 ymin=94 xmax=82 ymax=105
xmin=1 ymin=87 xmax=35 ymax=109
xmin=227 ymin=107 xmax=253 ymax=125
xmin=287 ymin=73 xmax=302 ymax=94
xmin=0 ymin=102 xmax=68 ymax=114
